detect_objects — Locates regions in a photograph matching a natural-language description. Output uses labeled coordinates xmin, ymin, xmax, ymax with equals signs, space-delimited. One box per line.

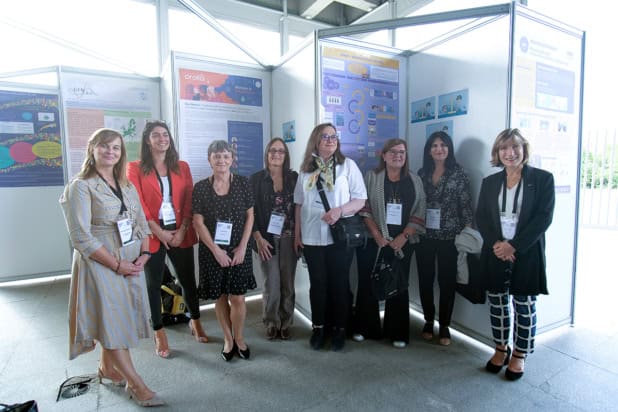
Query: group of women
xmin=58 ymin=121 xmax=554 ymax=407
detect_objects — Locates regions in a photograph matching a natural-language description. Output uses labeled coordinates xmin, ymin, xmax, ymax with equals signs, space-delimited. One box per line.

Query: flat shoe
xmin=422 ymin=322 xmax=434 ymax=340
xmin=280 ymin=328 xmax=290 ymax=340
xmin=221 ymin=342 xmax=236 ymax=362
xmin=439 ymin=326 xmax=451 ymax=346
xmin=266 ymin=326 xmax=278 ymax=340
xmin=236 ymin=342 xmax=251 ymax=360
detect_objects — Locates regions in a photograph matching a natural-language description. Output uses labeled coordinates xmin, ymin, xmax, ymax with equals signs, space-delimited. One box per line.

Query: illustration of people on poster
xmin=411 ymin=97 xmax=436 ymax=123
xmin=0 ymin=90 xmax=62 ymax=187
xmin=438 ymin=89 xmax=469 ymax=118
xmin=320 ymin=46 xmax=400 ymax=173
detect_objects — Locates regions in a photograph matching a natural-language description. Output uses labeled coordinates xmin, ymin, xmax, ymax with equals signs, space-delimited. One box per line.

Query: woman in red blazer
xmin=127 ymin=121 xmax=208 ymax=358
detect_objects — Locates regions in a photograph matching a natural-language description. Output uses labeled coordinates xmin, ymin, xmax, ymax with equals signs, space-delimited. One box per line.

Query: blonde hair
xmin=490 ymin=128 xmax=530 ymax=167
xmin=77 ymin=128 xmax=128 ymax=186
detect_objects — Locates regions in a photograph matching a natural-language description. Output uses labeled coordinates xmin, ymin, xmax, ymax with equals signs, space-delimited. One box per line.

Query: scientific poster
xmin=510 ymin=16 xmax=582 ymax=192
xmin=0 ymin=90 xmax=62 ymax=187
xmin=437 ymin=89 xmax=469 ymax=118
xmin=411 ymin=97 xmax=436 ymax=123
xmin=60 ymin=71 xmax=159 ymax=180
xmin=177 ymin=68 xmax=266 ymax=181
xmin=320 ymin=45 xmax=401 ymax=173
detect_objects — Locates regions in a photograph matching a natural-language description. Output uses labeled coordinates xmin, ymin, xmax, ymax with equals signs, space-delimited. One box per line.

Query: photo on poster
xmin=227 ymin=120 xmax=263 ymax=177
xmin=104 ymin=113 xmax=151 ymax=161
xmin=282 ymin=120 xmax=295 ymax=143
xmin=426 ymin=120 xmax=454 ymax=139
xmin=0 ymin=90 xmax=63 ymax=187
xmin=411 ymin=97 xmax=436 ymax=123
xmin=438 ymin=89 xmax=469 ymax=118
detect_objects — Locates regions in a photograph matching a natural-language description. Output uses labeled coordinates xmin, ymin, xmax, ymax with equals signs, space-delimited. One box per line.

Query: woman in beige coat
xmin=59 ymin=128 xmax=164 ymax=407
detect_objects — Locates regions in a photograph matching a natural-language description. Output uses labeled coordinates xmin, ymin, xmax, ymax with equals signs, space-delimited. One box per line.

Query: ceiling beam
xmin=337 ymin=0 xmax=377 ymax=12
xmin=300 ymin=0 xmax=334 ymax=19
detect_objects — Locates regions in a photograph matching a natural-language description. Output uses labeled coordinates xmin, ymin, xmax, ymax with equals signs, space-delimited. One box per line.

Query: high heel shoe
xmin=235 ymin=341 xmax=251 ymax=360
xmin=154 ymin=330 xmax=170 ymax=359
xmin=505 ymin=353 xmax=526 ymax=381
xmin=97 ymin=367 xmax=126 ymax=387
xmin=221 ymin=342 xmax=237 ymax=361
xmin=125 ymin=384 xmax=166 ymax=407
xmin=189 ymin=321 xmax=209 ymax=343
xmin=485 ymin=346 xmax=511 ymax=373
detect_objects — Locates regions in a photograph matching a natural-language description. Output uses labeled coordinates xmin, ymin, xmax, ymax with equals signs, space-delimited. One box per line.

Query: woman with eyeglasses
xmin=477 ymin=128 xmax=554 ymax=380
xmin=59 ymin=128 xmax=164 ymax=406
xmin=352 ymin=138 xmax=426 ymax=348
xmin=294 ymin=123 xmax=367 ymax=352
xmin=249 ymin=138 xmax=299 ymax=340
xmin=127 ymin=121 xmax=208 ymax=360
xmin=415 ymin=131 xmax=473 ymax=346
xmin=192 ymin=140 xmax=256 ymax=361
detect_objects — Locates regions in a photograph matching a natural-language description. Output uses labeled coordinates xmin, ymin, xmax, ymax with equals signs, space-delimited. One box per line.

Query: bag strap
xmin=161 ymin=285 xmax=179 ymax=296
xmin=315 ymin=177 xmax=332 ymax=212
xmin=372 ymin=247 xmax=384 ymax=273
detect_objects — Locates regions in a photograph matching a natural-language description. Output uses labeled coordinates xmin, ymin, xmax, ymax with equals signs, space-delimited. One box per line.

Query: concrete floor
xmin=0 ymin=228 xmax=616 ymax=411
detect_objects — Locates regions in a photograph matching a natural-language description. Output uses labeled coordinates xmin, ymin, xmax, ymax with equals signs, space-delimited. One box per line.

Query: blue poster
xmin=0 ymin=90 xmax=62 ymax=187
xmin=411 ymin=97 xmax=436 ymax=123
xmin=282 ymin=120 xmax=296 ymax=142
xmin=426 ymin=120 xmax=454 ymax=139
xmin=228 ymin=120 xmax=263 ymax=176
xmin=321 ymin=46 xmax=400 ymax=173
xmin=438 ymin=89 xmax=469 ymax=119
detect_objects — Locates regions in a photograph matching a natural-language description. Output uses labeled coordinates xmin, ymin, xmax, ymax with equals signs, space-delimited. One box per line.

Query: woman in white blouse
xmin=294 ymin=123 xmax=367 ymax=352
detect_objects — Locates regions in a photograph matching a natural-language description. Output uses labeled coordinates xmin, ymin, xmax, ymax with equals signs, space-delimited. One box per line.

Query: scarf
xmin=305 ymin=155 xmax=335 ymax=191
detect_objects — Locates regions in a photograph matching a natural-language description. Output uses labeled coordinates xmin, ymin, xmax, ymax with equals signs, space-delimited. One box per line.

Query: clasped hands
xmin=493 ymin=240 xmax=516 ymax=262
xmin=321 ymin=207 xmax=342 ymax=226
xmin=213 ymin=245 xmax=246 ymax=267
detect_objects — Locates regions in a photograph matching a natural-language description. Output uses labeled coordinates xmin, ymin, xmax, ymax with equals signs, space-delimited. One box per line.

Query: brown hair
xmin=300 ymin=123 xmax=345 ymax=173
xmin=264 ymin=137 xmax=291 ymax=172
xmin=490 ymin=128 xmax=530 ymax=167
xmin=139 ymin=120 xmax=179 ymax=175
xmin=375 ymin=138 xmax=409 ymax=174
xmin=77 ymin=128 xmax=128 ymax=186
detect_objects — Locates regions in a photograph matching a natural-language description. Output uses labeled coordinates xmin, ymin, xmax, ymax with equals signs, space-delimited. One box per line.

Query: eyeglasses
xmin=320 ymin=134 xmax=338 ymax=141
xmin=387 ymin=150 xmax=406 ymax=156
xmin=268 ymin=149 xmax=286 ymax=155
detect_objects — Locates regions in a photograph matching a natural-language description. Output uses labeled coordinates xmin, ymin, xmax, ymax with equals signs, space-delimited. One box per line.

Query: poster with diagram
xmin=60 ymin=70 xmax=160 ymax=180
xmin=0 ymin=89 xmax=62 ymax=187
xmin=320 ymin=45 xmax=401 ymax=173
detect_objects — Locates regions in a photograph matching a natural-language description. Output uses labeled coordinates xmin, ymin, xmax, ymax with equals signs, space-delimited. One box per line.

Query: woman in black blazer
xmin=476 ymin=128 xmax=555 ymax=381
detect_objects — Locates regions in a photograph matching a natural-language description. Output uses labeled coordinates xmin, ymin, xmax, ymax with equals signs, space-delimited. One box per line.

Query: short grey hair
xmin=208 ymin=140 xmax=235 ymax=158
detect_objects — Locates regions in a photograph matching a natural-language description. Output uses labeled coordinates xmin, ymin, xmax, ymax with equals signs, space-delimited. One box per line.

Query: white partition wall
xmin=271 ymin=37 xmax=317 ymax=316
xmin=406 ymin=15 xmax=512 ymax=341
xmin=311 ymin=2 xmax=584 ymax=341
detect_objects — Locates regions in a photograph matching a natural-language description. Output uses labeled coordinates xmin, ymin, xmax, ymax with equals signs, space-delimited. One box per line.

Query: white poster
xmin=60 ymin=70 xmax=160 ymax=180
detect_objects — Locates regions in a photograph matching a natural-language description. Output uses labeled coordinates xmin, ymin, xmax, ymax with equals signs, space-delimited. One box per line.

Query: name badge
xmin=116 ymin=216 xmax=134 ymax=246
xmin=160 ymin=202 xmax=176 ymax=227
xmin=267 ymin=211 xmax=285 ymax=235
xmin=500 ymin=213 xmax=518 ymax=240
xmin=426 ymin=208 xmax=441 ymax=230
xmin=386 ymin=202 xmax=402 ymax=225
xmin=214 ymin=220 xmax=233 ymax=245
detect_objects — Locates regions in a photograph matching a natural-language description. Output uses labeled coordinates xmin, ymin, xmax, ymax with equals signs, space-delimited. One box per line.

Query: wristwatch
xmin=403 ymin=233 xmax=410 ymax=239
xmin=140 ymin=251 xmax=152 ymax=257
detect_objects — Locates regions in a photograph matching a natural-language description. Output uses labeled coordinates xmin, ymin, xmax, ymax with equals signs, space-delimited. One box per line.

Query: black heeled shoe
xmin=505 ymin=353 xmax=526 ymax=381
xmin=485 ymin=346 xmax=511 ymax=373
xmin=221 ymin=342 xmax=237 ymax=362
xmin=236 ymin=341 xmax=251 ymax=360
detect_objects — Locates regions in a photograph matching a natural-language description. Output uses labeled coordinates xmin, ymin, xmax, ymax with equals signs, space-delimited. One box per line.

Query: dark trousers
xmin=353 ymin=240 xmax=413 ymax=343
xmin=144 ymin=245 xmax=200 ymax=330
xmin=303 ymin=243 xmax=354 ymax=329
xmin=415 ymin=238 xmax=458 ymax=327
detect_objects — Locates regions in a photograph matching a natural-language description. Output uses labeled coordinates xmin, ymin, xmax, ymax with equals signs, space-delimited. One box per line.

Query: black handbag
xmin=316 ymin=177 xmax=368 ymax=248
xmin=370 ymin=248 xmax=408 ymax=301
xmin=455 ymin=253 xmax=486 ymax=304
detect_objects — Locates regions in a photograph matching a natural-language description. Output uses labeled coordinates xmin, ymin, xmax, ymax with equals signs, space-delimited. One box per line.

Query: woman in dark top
xmin=192 ymin=140 xmax=256 ymax=361
xmin=353 ymin=138 xmax=425 ymax=348
xmin=416 ymin=131 xmax=473 ymax=346
xmin=477 ymin=128 xmax=554 ymax=380
xmin=250 ymin=138 xmax=299 ymax=340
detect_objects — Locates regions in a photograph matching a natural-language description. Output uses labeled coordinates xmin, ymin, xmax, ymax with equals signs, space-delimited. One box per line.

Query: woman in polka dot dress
xmin=192 ymin=140 xmax=256 ymax=361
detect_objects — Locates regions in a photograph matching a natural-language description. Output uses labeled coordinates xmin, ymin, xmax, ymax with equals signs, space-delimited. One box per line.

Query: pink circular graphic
xmin=9 ymin=142 xmax=37 ymax=163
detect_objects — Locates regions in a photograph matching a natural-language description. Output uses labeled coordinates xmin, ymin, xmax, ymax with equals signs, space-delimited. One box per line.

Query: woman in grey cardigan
xmin=353 ymin=138 xmax=426 ymax=348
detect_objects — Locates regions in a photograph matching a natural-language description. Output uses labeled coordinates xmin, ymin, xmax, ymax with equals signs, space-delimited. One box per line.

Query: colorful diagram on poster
xmin=320 ymin=45 xmax=400 ymax=173
xmin=426 ymin=120 xmax=454 ymax=139
xmin=282 ymin=120 xmax=295 ymax=143
xmin=438 ymin=89 xmax=469 ymax=118
xmin=411 ymin=97 xmax=436 ymax=123
xmin=179 ymin=69 xmax=262 ymax=107
xmin=0 ymin=91 xmax=62 ymax=187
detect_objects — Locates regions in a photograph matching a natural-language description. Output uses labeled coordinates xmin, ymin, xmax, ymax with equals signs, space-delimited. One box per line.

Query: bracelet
xmin=115 ymin=260 xmax=121 ymax=273
xmin=140 ymin=251 xmax=152 ymax=257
